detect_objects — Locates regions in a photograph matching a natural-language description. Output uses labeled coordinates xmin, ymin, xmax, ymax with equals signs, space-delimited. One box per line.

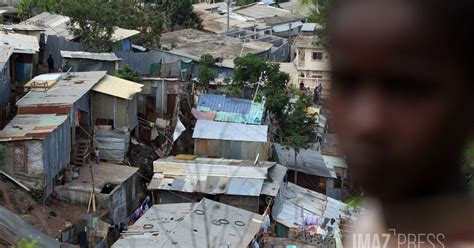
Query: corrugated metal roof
xmin=0 ymin=32 xmax=39 ymax=54
xmin=1 ymin=23 xmax=46 ymax=31
xmin=0 ymin=206 xmax=63 ymax=248
xmin=261 ymin=163 xmax=287 ymax=197
xmin=110 ymin=27 xmax=140 ymax=41
xmin=149 ymin=157 xmax=268 ymax=196
xmin=22 ymin=12 xmax=139 ymax=41
xmin=112 ymin=202 xmax=197 ymax=247
xmin=0 ymin=114 xmax=68 ymax=141
xmin=302 ymin=23 xmax=320 ymax=32
xmin=60 ymin=51 xmax=122 ymax=61
xmin=16 ymin=71 xmax=107 ymax=107
xmin=114 ymin=199 xmax=263 ymax=248
xmin=197 ymin=93 xmax=264 ymax=124
xmin=272 ymin=182 xmax=349 ymax=229
xmin=273 ymin=143 xmax=337 ymax=178
xmin=92 ymin=75 xmax=143 ymax=100
xmin=322 ymin=155 xmax=348 ymax=169
xmin=272 ymin=21 xmax=303 ymax=33
xmin=165 ymin=198 xmax=263 ymax=247
xmin=0 ymin=44 xmax=13 ymax=69
xmin=22 ymin=12 xmax=74 ymax=39
xmin=193 ymin=120 xmax=268 ymax=142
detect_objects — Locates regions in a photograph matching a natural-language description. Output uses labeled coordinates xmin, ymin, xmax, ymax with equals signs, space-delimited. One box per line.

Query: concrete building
xmin=91 ymin=75 xmax=143 ymax=161
xmin=0 ymin=114 xmax=70 ymax=199
xmin=55 ymin=163 xmax=140 ymax=224
xmin=193 ymin=119 xmax=270 ymax=161
xmin=293 ymin=34 xmax=331 ymax=97
xmin=112 ymin=198 xmax=264 ymax=248
xmin=60 ymin=51 xmax=122 ymax=75
xmin=160 ymin=29 xmax=274 ymax=67
xmin=147 ymin=156 xmax=286 ymax=212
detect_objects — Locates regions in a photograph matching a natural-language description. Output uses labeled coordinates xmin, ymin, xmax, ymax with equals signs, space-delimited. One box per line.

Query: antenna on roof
xmin=63 ymin=66 xmax=72 ymax=80
xmin=254 ymin=153 xmax=260 ymax=165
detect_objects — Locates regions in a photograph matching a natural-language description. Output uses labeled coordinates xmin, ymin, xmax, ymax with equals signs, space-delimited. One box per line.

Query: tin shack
xmin=193 ymin=119 xmax=270 ymax=161
xmin=0 ymin=114 xmax=70 ymax=199
xmin=147 ymin=156 xmax=286 ymax=213
xmin=91 ymin=75 xmax=143 ymax=161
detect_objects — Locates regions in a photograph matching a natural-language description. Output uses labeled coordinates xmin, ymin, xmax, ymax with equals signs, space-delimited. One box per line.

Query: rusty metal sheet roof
xmin=149 ymin=157 xmax=271 ymax=196
xmin=0 ymin=114 xmax=68 ymax=141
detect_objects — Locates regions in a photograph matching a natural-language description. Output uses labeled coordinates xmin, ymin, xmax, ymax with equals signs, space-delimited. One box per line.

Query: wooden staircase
xmin=74 ymin=139 xmax=91 ymax=166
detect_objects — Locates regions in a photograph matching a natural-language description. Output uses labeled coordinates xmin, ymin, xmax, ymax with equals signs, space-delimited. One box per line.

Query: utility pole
xmin=227 ymin=0 xmax=230 ymax=31
xmin=288 ymin=22 xmax=292 ymax=61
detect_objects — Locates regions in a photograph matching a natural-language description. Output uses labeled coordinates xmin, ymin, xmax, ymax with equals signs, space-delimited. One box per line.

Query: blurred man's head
xmin=328 ymin=0 xmax=474 ymax=203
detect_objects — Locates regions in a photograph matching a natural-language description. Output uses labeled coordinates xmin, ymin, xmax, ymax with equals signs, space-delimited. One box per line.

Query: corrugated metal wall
xmin=0 ymin=62 xmax=11 ymax=105
xmin=65 ymin=58 xmax=117 ymax=75
xmin=95 ymin=130 xmax=130 ymax=161
xmin=127 ymin=97 xmax=138 ymax=131
xmin=194 ymin=139 xmax=270 ymax=161
xmin=108 ymin=172 xmax=139 ymax=224
xmin=42 ymin=117 xmax=71 ymax=197
xmin=44 ymin=35 xmax=83 ymax=67
xmin=92 ymin=92 xmax=116 ymax=125
xmin=92 ymin=92 xmax=138 ymax=131
xmin=116 ymin=98 xmax=128 ymax=129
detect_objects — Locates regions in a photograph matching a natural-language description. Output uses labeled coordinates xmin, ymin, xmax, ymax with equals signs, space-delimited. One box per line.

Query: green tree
xmin=156 ymin=0 xmax=202 ymax=31
xmin=59 ymin=0 xmax=117 ymax=51
xmin=281 ymin=93 xmax=317 ymax=183
xmin=232 ymin=55 xmax=290 ymax=123
xmin=233 ymin=55 xmax=269 ymax=89
xmin=198 ymin=54 xmax=215 ymax=91
xmin=113 ymin=1 xmax=165 ymax=48
xmin=13 ymin=238 xmax=41 ymax=248
xmin=16 ymin=0 xmax=59 ymax=19
xmin=302 ymin=0 xmax=331 ymax=46
xmin=116 ymin=64 xmax=141 ymax=82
